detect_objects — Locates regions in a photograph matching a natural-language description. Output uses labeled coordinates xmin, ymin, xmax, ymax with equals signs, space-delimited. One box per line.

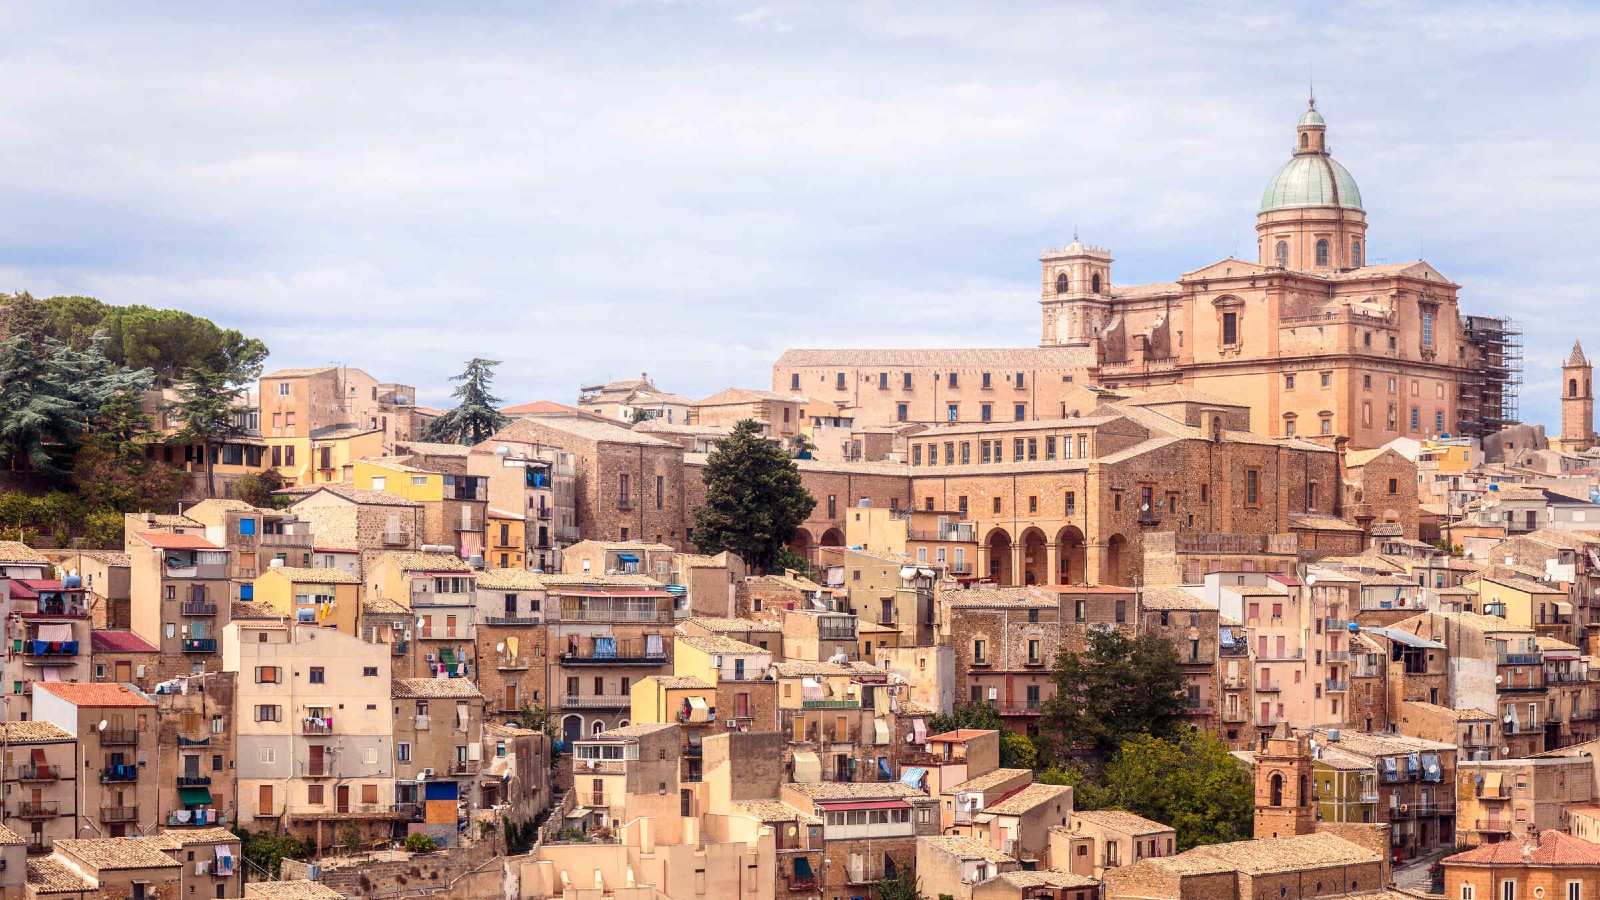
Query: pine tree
xmin=425 ymin=358 xmax=510 ymax=445
xmin=170 ymin=368 xmax=253 ymax=499
xmin=692 ymin=419 xmax=815 ymax=572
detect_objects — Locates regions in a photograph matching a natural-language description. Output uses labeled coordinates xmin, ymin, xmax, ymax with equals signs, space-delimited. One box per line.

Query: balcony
xmin=19 ymin=640 xmax=80 ymax=658
xmin=802 ymin=699 xmax=861 ymax=709
xmin=1325 ymin=618 xmax=1350 ymax=632
xmin=1326 ymin=650 xmax=1352 ymax=662
xmin=785 ymin=878 xmax=819 ymax=892
xmin=181 ymin=638 xmax=218 ymax=653
xmin=562 ymin=651 xmax=667 ymax=666
xmin=382 ymin=532 xmax=409 ymax=547
xmin=1413 ymin=802 xmax=1450 ymax=816
xmin=1507 ymin=720 xmax=1543 ymax=734
xmin=14 ymin=765 xmax=58 ymax=782
xmin=180 ymin=602 xmax=218 ymax=616
xmin=100 ymin=806 xmax=138 ymax=823
xmin=1221 ymin=709 xmax=1248 ymax=723
xmin=25 ymin=836 xmax=50 ymax=854
xmin=16 ymin=801 xmax=58 ymax=820
xmin=1474 ymin=819 xmax=1512 ymax=834
xmin=1499 ymin=653 xmax=1543 ymax=666
xmin=1573 ymin=708 xmax=1600 ymax=721
xmin=1256 ymin=681 xmax=1283 ymax=692
xmin=550 ymin=607 xmax=673 ymax=624
xmin=176 ymin=774 xmax=212 ymax=787
xmin=484 ymin=615 xmax=542 ymax=626
xmin=1325 ymin=679 xmax=1349 ymax=692
xmin=100 ymin=729 xmax=138 ymax=746
xmin=260 ymin=532 xmax=314 ymax=548
xmin=1498 ymin=682 xmax=1546 ymax=694
xmin=1258 ymin=648 xmax=1305 ymax=661
xmin=562 ymin=695 xmax=631 ymax=709
xmin=990 ymin=701 xmax=1045 ymax=715
xmin=302 ymin=720 xmax=333 ymax=736
xmin=25 ymin=595 xmax=89 ymax=618
xmin=498 ymin=656 xmax=531 ymax=670
xmin=1386 ymin=805 xmax=1414 ymax=820
xmin=100 ymin=765 xmax=138 ymax=783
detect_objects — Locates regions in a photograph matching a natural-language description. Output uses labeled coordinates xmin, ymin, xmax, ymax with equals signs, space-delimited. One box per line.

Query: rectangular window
xmin=1065 ymin=492 xmax=1075 ymax=517
xmin=902 ymin=372 xmax=912 ymax=390
xmin=1014 ymin=404 xmax=1026 ymax=421
xmin=790 ymin=373 xmax=800 ymax=390
xmin=1045 ymin=436 xmax=1057 ymax=460
xmin=947 ymin=404 xmax=959 ymax=422
xmin=1246 ymin=470 xmax=1259 ymax=505
xmin=912 ymin=445 xmax=922 ymax=466
xmin=982 ymin=372 xmax=992 ymax=389
xmin=1027 ymin=438 xmax=1037 ymax=460
xmin=1222 ymin=311 xmax=1238 ymax=344
xmin=1422 ymin=310 xmax=1434 ymax=346
xmin=973 ymin=639 xmax=986 ymax=664
xmin=896 ymin=403 xmax=908 ymax=422
xmin=957 ymin=496 xmax=967 ymax=515
xmin=980 ymin=442 xmax=991 ymax=464
xmin=256 ymin=666 xmax=280 ymax=684
xmin=254 ymin=705 xmax=281 ymax=722
xmin=1115 ymin=600 xmax=1127 ymax=623
xmin=1436 ymin=410 xmax=1445 ymax=432
xmin=1028 ymin=496 xmax=1038 ymax=514
xmin=1411 ymin=407 xmax=1420 ymax=430
xmin=1285 ymin=374 xmax=1295 ymax=390
xmin=948 ymin=372 xmax=958 ymax=388
xmin=945 ymin=442 xmax=955 ymax=465
xmin=835 ymin=372 xmax=846 ymax=390
xmin=1013 ymin=438 xmax=1024 ymax=460
xmin=993 ymin=497 xmax=1002 ymax=514
xmin=960 ymin=442 xmax=970 ymax=464
xmin=309 ymin=667 xmax=325 ymax=684
xmin=1078 ymin=434 xmax=1087 ymax=458
xmin=655 ymin=476 xmax=664 ymax=509
xmin=1321 ymin=372 xmax=1331 ymax=388
xmin=981 ymin=404 xmax=992 ymax=423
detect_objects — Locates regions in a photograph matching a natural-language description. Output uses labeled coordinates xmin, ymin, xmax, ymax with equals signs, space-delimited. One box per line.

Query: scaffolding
xmin=1457 ymin=315 xmax=1522 ymax=438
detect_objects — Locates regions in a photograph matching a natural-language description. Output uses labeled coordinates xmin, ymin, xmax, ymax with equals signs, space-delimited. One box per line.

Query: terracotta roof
xmin=587 ymin=722 xmax=675 ymax=741
xmin=261 ymin=366 xmax=337 ymax=378
xmin=491 ymin=415 xmax=675 ymax=447
xmin=1446 ymin=829 xmax=1600 ymax=866
xmin=261 ymin=566 xmax=361 ymax=585
xmin=994 ymin=870 xmax=1097 ymax=889
xmin=392 ymin=678 xmax=483 ymax=700
xmin=728 ymin=800 xmax=821 ymax=825
xmin=361 ymin=597 xmax=410 ymax=615
xmin=769 ymin=661 xmax=888 ymax=678
xmin=983 ymin=782 xmax=1070 ymax=816
xmin=133 ymin=532 xmax=224 ymax=550
xmin=245 ymin=881 xmax=349 ymax=900
xmin=27 ymin=858 xmax=98 ymax=893
xmin=918 ymin=834 xmax=1015 ymax=863
xmin=950 ymin=767 xmax=1031 ymax=794
xmin=696 ymin=387 xmax=808 ymax=406
xmin=90 ymin=631 xmax=160 ymax=654
xmin=500 ymin=400 xmax=589 ymax=416
xmin=155 ymin=827 xmax=240 ymax=846
xmin=77 ymin=550 xmax=131 ymax=566
xmin=676 ymin=634 xmax=765 ymax=655
xmin=474 ymin=568 xmax=554 ymax=590
xmin=485 ymin=508 xmax=525 ymax=521
xmin=147 ymin=514 xmax=202 ymax=527
xmin=379 ymin=551 xmax=471 ymax=572
xmin=284 ymin=484 xmax=421 ymax=507
xmin=1139 ymin=587 xmax=1213 ymax=611
xmin=1403 ymin=700 xmax=1494 ymax=722
xmin=648 ymin=675 xmax=714 ymax=690
xmin=0 ymin=721 xmax=74 ymax=743
xmin=1289 ymin=513 xmax=1365 ymax=533
xmin=680 ymin=617 xmax=781 ymax=634
xmin=0 ymin=823 xmax=23 ymax=845
xmin=785 ymin=781 xmax=925 ymax=801
xmin=55 ymin=837 xmax=182 ymax=870
xmin=394 ymin=440 xmax=473 ymax=457
xmin=1071 ymin=808 xmax=1173 ymax=834
xmin=1165 ymin=831 xmax=1375 ymax=875
xmin=36 ymin=682 xmax=154 ymax=708
xmin=1121 ymin=386 xmax=1244 ymax=408
xmin=941 ymin=586 xmax=1059 ymax=608
xmin=232 ymin=600 xmax=286 ymax=620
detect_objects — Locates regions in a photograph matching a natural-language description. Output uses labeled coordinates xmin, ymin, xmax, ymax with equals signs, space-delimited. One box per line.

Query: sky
xmin=0 ymin=1 xmax=1595 ymax=429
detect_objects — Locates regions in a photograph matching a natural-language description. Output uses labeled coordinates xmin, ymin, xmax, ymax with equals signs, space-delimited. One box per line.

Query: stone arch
xmin=1105 ymin=532 xmax=1130 ymax=586
xmin=1055 ymin=272 xmax=1069 ymax=294
xmin=1055 ymin=526 xmax=1087 ymax=585
xmin=591 ymin=720 xmax=606 ymax=737
xmin=1019 ymin=527 xmax=1049 ymax=586
xmin=1270 ymin=771 xmax=1284 ymax=806
xmin=562 ymin=714 xmax=582 ymax=747
xmin=789 ymin=528 xmax=814 ymax=566
xmin=819 ymin=527 xmax=844 ymax=549
xmin=984 ymin=527 xmax=1013 ymax=586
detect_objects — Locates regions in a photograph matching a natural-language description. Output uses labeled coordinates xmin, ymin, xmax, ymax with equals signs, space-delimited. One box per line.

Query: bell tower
xmin=1254 ymin=722 xmax=1316 ymax=839
xmin=1560 ymin=341 xmax=1595 ymax=452
xmin=1039 ymin=238 xmax=1113 ymax=347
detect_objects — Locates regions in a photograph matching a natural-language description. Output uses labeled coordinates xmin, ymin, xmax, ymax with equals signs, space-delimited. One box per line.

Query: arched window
xmin=1270 ymin=773 xmax=1284 ymax=806
xmin=1315 ymin=239 xmax=1330 ymax=267
xmin=1091 ymin=273 xmax=1101 ymax=294
xmin=1300 ymin=133 xmax=1308 ymax=149
xmin=1351 ymin=240 xmax=1362 ymax=267
xmin=1573 ymin=378 xmax=1580 ymax=398
xmin=1275 ymin=241 xmax=1288 ymax=268
xmin=1056 ymin=272 xmax=1069 ymax=294
xmin=591 ymin=720 xmax=606 ymax=736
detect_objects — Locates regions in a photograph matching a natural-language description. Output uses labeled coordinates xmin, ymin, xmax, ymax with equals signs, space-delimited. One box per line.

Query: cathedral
xmin=775 ymin=99 xmax=1519 ymax=450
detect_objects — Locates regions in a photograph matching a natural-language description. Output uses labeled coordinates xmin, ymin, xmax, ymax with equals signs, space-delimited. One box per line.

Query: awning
xmin=911 ymin=719 xmax=927 ymax=743
xmin=918 ymin=568 xmax=935 ymax=578
xmin=687 ymin=696 xmax=711 ymax=724
xmin=801 ymin=678 xmax=825 ymax=701
xmin=1483 ymin=771 xmax=1502 ymax=793
xmin=899 ymin=567 xmax=918 ymax=579
xmin=560 ymin=589 xmax=673 ymax=598
xmin=900 ymin=767 xmax=927 ymax=788
xmin=41 ymin=667 xmax=62 ymax=682
xmin=1363 ymin=626 xmax=1447 ymax=650
xmin=616 ymin=554 xmax=640 ymax=563
xmin=1556 ymin=601 xmax=1575 ymax=614
xmin=877 ymin=757 xmax=893 ymax=780
xmin=178 ymin=787 xmax=213 ymax=806
xmin=792 ymin=751 xmax=821 ymax=783
xmin=873 ymin=720 xmax=891 ymax=745
xmin=37 ymin=624 xmax=72 ymax=643
xmin=793 ymin=857 xmax=814 ymax=879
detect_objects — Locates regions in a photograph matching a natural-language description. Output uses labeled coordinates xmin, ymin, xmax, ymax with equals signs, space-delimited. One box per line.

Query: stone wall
xmin=280 ymin=841 xmax=497 ymax=898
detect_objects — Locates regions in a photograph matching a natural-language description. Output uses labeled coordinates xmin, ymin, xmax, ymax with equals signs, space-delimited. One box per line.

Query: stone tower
xmin=1254 ymin=722 xmax=1317 ymax=839
xmin=1560 ymin=341 xmax=1595 ymax=452
xmin=1039 ymin=239 xmax=1114 ymax=347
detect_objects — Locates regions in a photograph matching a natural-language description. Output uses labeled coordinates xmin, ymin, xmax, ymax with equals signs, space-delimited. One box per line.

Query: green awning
xmin=178 ymin=787 xmax=213 ymax=806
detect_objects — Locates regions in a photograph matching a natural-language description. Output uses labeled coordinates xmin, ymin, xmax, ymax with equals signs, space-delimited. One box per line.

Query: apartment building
xmin=1391 ymin=611 xmax=1550 ymax=757
xmin=1138 ymin=587 xmax=1219 ymax=731
xmin=31 ymin=682 xmax=158 ymax=838
xmin=3 ymin=577 xmax=91 ymax=720
xmin=770 ymin=660 xmax=898 ymax=785
xmin=1307 ymin=728 xmax=1456 ymax=860
xmin=89 ymin=631 xmax=160 ymax=694
xmin=366 ymin=551 xmax=478 ymax=682
xmin=941 ymin=587 xmax=1060 ymax=733
xmin=0 ymin=721 xmax=78 ymax=856
xmin=250 ymin=566 xmax=362 ymax=635
xmin=154 ymin=672 xmax=236 ymax=832
xmin=818 ymin=546 xmax=940 ymax=647
xmin=391 ymin=678 xmax=485 ymax=842
xmin=471 ymin=568 xmax=548 ymax=719
xmin=149 ymin=827 xmax=243 ymax=899
xmin=1455 ymin=753 xmax=1596 ymax=847
xmin=1444 ymin=830 xmax=1600 ymax=900
xmin=283 ymin=485 xmax=423 ymax=556
xmin=1050 ymin=810 xmax=1176 ymax=880
xmin=126 ymin=531 xmax=233 ymax=679
xmin=224 ymin=621 xmax=397 ymax=850
xmin=465 ymin=433 xmax=578 ymax=572
xmin=545 ymin=575 xmax=676 ymax=744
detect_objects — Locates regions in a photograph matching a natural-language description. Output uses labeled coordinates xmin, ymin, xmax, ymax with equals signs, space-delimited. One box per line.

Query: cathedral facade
xmin=775 ymin=100 xmax=1519 ymax=450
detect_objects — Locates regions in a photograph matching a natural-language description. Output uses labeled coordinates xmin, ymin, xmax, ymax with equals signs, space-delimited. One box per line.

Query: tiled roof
xmin=90 ymin=631 xmax=160 ymax=654
xmin=1071 ymin=808 xmax=1172 ymax=835
xmin=394 ymin=440 xmax=473 ymax=457
xmin=0 ymin=823 xmax=23 ymax=845
xmin=1438 ymin=610 xmax=1533 ymax=634
xmin=648 ymin=675 xmax=714 ymax=690
xmin=785 ymin=781 xmax=925 ymax=801
xmin=261 ymin=366 xmax=337 ymax=378
xmin=769 ymin=661 xmax=888 ymax=678
xmin=1288 ymin=513 xmax=1365 ymax=533
xmin=284 ymin=484 xmax=421 ymax=507
xmin=950 ymin=767 xmax=1030 ymax=794
xmin=1139 ymin=587 xmax=1212 ymax=611
xmin=0 ymin=721 xmax=74 ymax=743
xmin=500 ymin=399 xmax=589 ymax=416
xmin=775 ymin=347 xmax=1094 ymax=369
xmin=245 ymin=881 xmax=349 ymax=900
xmin=1121 ymin=385 xmax=1244 ymax=408
xmin=677 ymin=634 xmax=765 ymax=655
xmin=361 ymin=597 xmax=410 ymax=615
xmin=918 ymin=834 xmax=1015 ymax=863
xmin=77 ymin=550 xmax=131 ymax=566
xmin=1446 ymin=829 xmax=1600 ymax=866
xmin=263 ymin=566 xmax=361 ymax=584
xmin=994 ymin=870 xmax=1097 ymax=889
xmin=55 ymin=837 xmax=182 ymax=870
xmin=392 ymin=678 xmax=483 ymax=700
xmin=492 ymin=415 xmax=675 ymax=447
xmin=27 ymin=858 xmax=98 ymax=893
xmin=308 ymin=424 xmax=381 ymax=442
xmin=232 ymin=600 xmax=286 ymax=620
xmin=474 ymin=568 xmax=549 ymax=590
xmin=133 ymin=532 xmax=223 ymax=550
xmin=941 ymin=586 xmax=1059 ymax=608
xmin=695 ymin=387 xmax=808 ymax=406
xmin=728 ymin=800 xmax=821 ymax=824
xmin=147 ymin=514 xmax=202 ymax=527
xmin=1403 ymin=700 xmax=1494 ymax=722
xmin=379 ymin=551 xmax=471 ymax=572
xmin=1308 ymin=727 xmax=1454 ymax=756
xmin=155 ymin=827 xmax=240 ymax=845
xmin=983 ymin=782 xmax=1070 ymax=816
xmin=1169 ymin=831 xmax=1375 ymax=875
xmin=36 ymin=682 xmax=154 ymax=708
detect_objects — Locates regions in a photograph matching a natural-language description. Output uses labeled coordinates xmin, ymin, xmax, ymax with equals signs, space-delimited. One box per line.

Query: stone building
xmin=939 ymin=587 xmax=1060 ymax=734
xmin=774 ymin=99 xmax=1520 ymax=448
xmin=1444 ymin=830 xmax=1600 ymax=900
xmin=152 ymin=672 xmax=236 ymax=832
xmin=125 ymin=531 xmax=234 ymax=680
xmin=1559 ymin=341 xmax=1596 ymax=452
xmin=31 ymin=682 xmax=159 ymax=838
xmin=1100 ymin=828 xmax=1391 ymax=900
xmin=0 ymin=720 xmax=79 ymax=855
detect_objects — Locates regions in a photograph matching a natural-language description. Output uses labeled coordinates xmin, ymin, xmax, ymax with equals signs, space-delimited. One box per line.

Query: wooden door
xmin=336 ymin=785 xmax=350 ymax=813
xmin=114 ymin=661 xmax=131 ymax=682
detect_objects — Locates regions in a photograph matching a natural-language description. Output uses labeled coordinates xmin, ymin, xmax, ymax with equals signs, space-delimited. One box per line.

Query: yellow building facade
xmin=250 ymin=566 xmax=363 ymax=634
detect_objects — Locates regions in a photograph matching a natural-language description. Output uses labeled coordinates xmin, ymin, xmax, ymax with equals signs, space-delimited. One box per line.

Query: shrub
xmin=403 ymin=833 xmax=438 ymax=853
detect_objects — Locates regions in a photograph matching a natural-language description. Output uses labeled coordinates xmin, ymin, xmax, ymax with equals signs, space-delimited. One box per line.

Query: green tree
xmin=928 ymin=703 xmax=1038 ymax=769
xmin=169 ymin=368 xmax=254 ymax=499
xmin=232 ymin=469 xmax=285 ymax=509
xmin=1039 ymin=628 xmax=1185 ymax=764
xmin=234 ymin=829 xmax=309 ymax=879
xmin=424 ymin=358 xmax=510 ymax=445
xmin=512 ymin=702 xmax=560 ymax=744
xmin=693 ymin=419 xmax=815 ymax=572
xmin=870 ymin=868 xmax=923 ymax=900
xmin=1095 ymin=731 xmax=1253 ymax=850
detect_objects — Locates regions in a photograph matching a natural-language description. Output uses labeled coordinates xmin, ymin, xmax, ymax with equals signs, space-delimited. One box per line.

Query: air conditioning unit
xmin=419 ymin=768 xmax=434 ymax=778
xmin=726 ymin=720 xmax=738 ymax=728
xmin=425 ymin=654 xmax=435 ymax=662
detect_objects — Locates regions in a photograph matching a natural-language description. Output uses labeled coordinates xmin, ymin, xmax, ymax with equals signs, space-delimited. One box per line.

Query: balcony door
xmin=336 ymin=785 xmax=350 ymax=814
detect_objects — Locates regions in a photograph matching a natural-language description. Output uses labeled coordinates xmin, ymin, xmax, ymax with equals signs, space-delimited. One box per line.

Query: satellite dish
xmin=417 ymin=617 xmax=426 ymax=629
xmin=1305 ymin=574 xmax=1317 ymax=586
xmin=1140 ymin=503 xmax=1150 ymax=512
xmin=97 ymin=720 xmax=108 ymax=732
xmin=1495 ymin=675 xmax=1503 ymax=684
xmin=496 ymin=642 xmax=506 ymax=653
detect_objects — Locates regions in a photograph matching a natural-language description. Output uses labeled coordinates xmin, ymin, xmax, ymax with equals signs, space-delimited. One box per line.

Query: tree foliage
xmin=1039 ymin=627 xmax=1186 ymax=763
xmin=169 ymin=367 xmax=255 ymax=499
xmin=870 ymin=868 xmax=923 ymax=900
xmin=928 ymin=702 xmax=1038 ymax=769
xmin=1091 ymin=731 xmax=1254 ymax=850
xmin=424 ymin=358 xmax=510 ymax=445
xmin=234 ymin=829 xmax=309 ymax=880
xmin=232 ymin=469 xmax=286 ymax=509
xmin=693 ymin=419 xmax=815 ymax=572
xmin=28 ymin=294 xmax=267 ymax=385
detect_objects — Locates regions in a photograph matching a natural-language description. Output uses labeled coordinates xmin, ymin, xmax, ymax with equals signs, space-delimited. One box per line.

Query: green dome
xmin=1259 ymin=154 xmax=1363 ymax=212
xmin=1299 ymin=107 xmax=1325 ymax=127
